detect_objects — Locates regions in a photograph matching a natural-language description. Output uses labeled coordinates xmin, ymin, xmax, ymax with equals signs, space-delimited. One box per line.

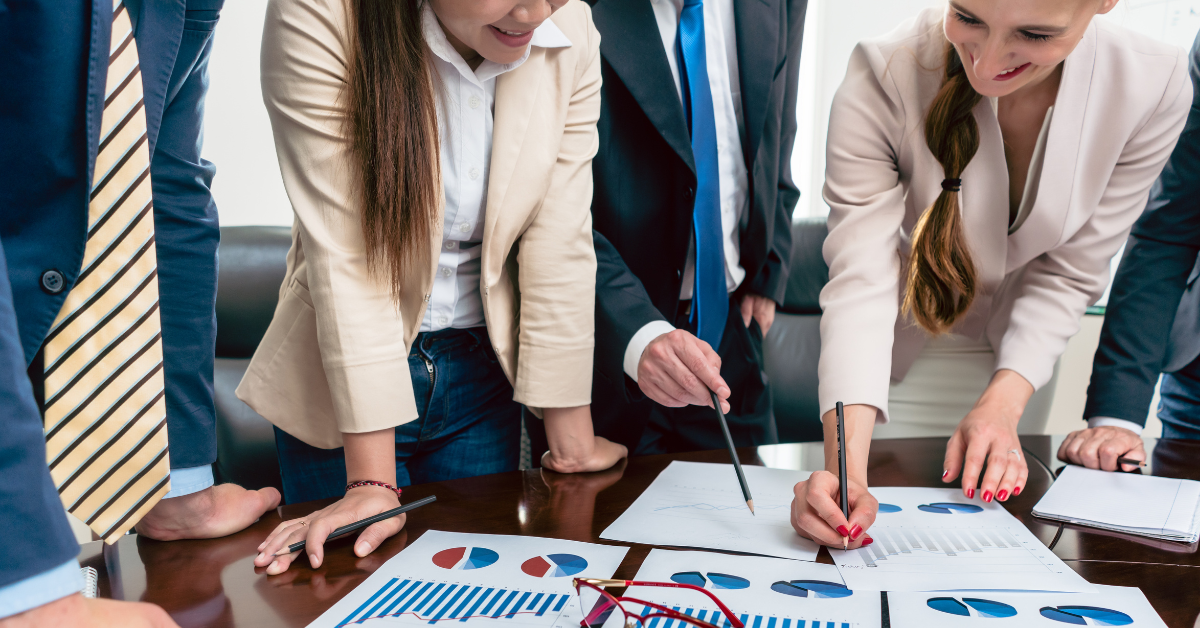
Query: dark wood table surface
xmin=82 ymin=436 xmax=1200 ymax=628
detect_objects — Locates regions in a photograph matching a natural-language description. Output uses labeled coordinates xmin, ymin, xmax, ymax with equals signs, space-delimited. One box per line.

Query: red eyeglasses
xmin=572 ymin=578 xmax=745 ymax=628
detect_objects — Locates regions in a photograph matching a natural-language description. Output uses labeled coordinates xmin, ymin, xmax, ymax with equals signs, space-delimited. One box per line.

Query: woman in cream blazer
xmin=790 ymin=0 xmax=1190 ymax=548
xmin=243 ymin=0 xmax=625 ymax=573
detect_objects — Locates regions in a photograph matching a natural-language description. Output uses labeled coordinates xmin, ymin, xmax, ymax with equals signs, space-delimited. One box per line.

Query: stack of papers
xmin=1032 ymin=465 xmax=1200 ymax=543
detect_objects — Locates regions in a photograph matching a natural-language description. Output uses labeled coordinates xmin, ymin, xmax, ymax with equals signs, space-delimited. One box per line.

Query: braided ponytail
xmin=902 ymin=42 xmax=983 ymax=335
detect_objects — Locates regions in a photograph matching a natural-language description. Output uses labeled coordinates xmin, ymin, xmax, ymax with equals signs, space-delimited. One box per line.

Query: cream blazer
xmin=237 ymin=0 xmax=600 ymax=448
xmin=818 ymin=8 xmax=1192 ymax=422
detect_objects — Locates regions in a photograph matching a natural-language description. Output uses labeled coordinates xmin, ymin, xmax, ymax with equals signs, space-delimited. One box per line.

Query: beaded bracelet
xmin=346 ymin=480 xmax=403 ymax=498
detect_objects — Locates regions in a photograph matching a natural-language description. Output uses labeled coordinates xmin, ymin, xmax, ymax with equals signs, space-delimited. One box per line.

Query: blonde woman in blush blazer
xmin=789 ymin=0 xmax=1191 ymax=549
xmin=240 ymin=0 xmax=626 ymax=574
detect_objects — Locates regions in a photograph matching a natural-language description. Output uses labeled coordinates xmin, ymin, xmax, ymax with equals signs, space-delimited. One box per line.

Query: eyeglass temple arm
xmin=574 ymin=580 xmax=744 ymax=628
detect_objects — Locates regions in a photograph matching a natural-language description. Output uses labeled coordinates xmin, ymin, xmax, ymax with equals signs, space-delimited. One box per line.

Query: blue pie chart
xmin=770 ymin=580 xmax=852 ymax=599
xmin=927 ymin=597 xmax=1017 ymax=618
xmin=670 ymin=572 xmax=750 ymax=590
xmin=878 ymin=503 xmax=902 ymax=513
xmin=1039 ymin=606 xmax=1133 ymax=626
xmin=918 ymin=502 xmax=984 ymax=514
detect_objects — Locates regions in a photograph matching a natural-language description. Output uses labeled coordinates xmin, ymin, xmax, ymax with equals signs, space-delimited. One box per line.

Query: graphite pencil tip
xmin=747 ymin=499 xmax=755 ymax=515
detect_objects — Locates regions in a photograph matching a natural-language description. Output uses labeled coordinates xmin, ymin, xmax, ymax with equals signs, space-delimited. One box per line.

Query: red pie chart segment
xmin=522 ymin=554 xmax=589 ymax=578
xmin=433 ymin=547 xmax=467 ymax=569
xmin=521 ymin=556 xmax=554 ymax=577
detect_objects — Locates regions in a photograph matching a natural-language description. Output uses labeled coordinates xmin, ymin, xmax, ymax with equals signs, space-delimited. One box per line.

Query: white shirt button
xmin=441 ymin=267 xmax=452 ymax=277
xmin=445 ymin=241 xmax=457 ymax=249
xmin=469 ymin=167 xmax=480 ymax=180
xmin=468 ymin=95 xmax=481 ymax=109
xmin=438 ymin=316 xmax=449 ymax=326
xmin=459 ymin=223 xmax=471 ymax=233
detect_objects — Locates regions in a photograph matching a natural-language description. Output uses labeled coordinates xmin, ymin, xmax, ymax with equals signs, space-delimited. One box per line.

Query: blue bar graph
xmin=338 ymin=580 xmax=573 ymax=627
xmin=640 ymin=605 xmax=853 ymax=628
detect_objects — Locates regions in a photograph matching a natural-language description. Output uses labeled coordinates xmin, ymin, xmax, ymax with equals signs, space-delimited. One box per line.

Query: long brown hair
xmin=902 ymin=41 xmax=982 ymax=335
xmin=345 ymin=0 xmax=440 ymax=298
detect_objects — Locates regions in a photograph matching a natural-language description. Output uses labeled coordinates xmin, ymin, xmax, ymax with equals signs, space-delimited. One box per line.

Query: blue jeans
xmin=1157 ymin=355 xmax=1200 ymax=440
xmin=273 ymin=327 xmax=522 ymax=504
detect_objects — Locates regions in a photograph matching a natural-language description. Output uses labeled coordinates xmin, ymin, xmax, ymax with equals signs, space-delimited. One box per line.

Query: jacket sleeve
xmin=0 ymin=238 xmax=80 ymax=591
xmin=993 ymin=48 xmax=1193 ymax=393
xmin=746 ymin=0 xmax=807 ymax=305
xmin=512 ymin=6 xmax=602 ymax=410
xmin=817 ymin=43 xmax=909 ymax=421
xmin=592 ymin=229 xmax=668 ymax=396
xmin=260 ymin=0 xmax=417 ymax=433
xmin=1084 ymin=35 xmax=1200 ymax=425
xmin=148 ymin=3 xmax=224 ymax=469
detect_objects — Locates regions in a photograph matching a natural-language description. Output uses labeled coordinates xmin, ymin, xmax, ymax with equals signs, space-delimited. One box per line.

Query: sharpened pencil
xmin=836 ymin=402 xmax=849 ymax=550
xmin=274 ymin=495 xmax=437 ymax=557
xmin=711 ymin=390 xmax=754 ymax=515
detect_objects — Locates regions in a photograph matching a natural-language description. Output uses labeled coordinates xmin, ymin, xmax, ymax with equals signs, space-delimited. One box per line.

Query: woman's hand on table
xmin=942 ymin=369 xmax=1032 ymax=503
xmin=542 ymin=405 xmax=628 ymax=473
xmin=790 ymin=470 xmax=877 ymax=548
xmin=254 ymin=485 xmax=404 ymax=575
xmin=1057 ymin=425 xmax=1146 ymax=471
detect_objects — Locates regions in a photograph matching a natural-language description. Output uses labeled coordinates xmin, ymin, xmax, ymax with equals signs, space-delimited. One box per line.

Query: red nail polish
xmin=983 ymin=491 xmax=993 ymax=503
xmin=862 ymin=536 xmax=873 ymax=546
xmin=997 ymin=490 xmax=1008 ymax=502
xmin=942 ymin=470 xmax=948 ymax=478
xmin=1014 ymin=486 xmax=1022 ymax=497
xmin=967 ymin=488 xmax=975 ymax=499
xmin=849 ymin=524 xmax=863 ymax=540
xmin=836 ymin=525 xmax=850 ymax=537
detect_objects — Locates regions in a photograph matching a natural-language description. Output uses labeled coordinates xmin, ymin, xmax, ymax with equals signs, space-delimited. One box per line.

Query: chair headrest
xmin=779 ymin=217 xmax=828 ymax=315
xmin=216 ymin=226 xmax=292 ymax=358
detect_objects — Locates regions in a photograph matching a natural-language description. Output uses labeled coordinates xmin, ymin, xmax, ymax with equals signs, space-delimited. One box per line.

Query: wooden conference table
xmin=81 ymin=436 xmax=1200 ymax=628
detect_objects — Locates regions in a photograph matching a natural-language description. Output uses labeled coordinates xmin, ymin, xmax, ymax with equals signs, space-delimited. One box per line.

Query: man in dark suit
xmin=1060 ymin=33 xmax=1200 ymax=472
xmin=0 ymin=1 xmax=276 ymax=622
xmin=581 ymin=0 xmax=807 ymax=453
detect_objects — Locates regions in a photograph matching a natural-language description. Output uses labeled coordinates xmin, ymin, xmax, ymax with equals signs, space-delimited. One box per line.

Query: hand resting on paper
xmin=790 ymin=471 xmax=877 ymax=549
xmin=1057 ymin=425 xmax=1146 ymax=472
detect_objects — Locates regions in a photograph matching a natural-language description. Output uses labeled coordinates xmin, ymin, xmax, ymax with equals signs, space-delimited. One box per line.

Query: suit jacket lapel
xmin=128 ymin=0 xmax=186 ymax=157
xmin=591 ymin=0 xmax=695 ymax=174
xmin=486 ymin=48 xmax=546 ymax=247
xmin=734 ymin=0 xmax=779 ymax=167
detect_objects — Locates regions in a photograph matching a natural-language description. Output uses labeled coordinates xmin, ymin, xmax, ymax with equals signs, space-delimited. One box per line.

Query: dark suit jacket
xmin=585 ymin=0 xmax=806 ymax=446
xmin=1084 ymin=32 xmax=1200 ymax=427
xmin=0 ymin=0 xmax=224 ymax=471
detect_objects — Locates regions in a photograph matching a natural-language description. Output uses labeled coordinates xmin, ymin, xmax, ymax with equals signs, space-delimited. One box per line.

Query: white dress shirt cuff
xmin=164 ymin=464 xmax=215 ymax=499
xmin=1086 ymin=417 xmax=1145 ymax=436
xmin=623 ymin=321 xmax=678 ymax=382
xmin=0 ymin=559 xmax=83 ymax=620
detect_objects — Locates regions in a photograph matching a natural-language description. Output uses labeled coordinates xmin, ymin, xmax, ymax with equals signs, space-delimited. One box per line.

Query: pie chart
xmin=521 ymin=554 xmax=588 ymax=578
xmin=670 ymin=572 xmax=750 ymax=590
xmin=1039 ymin=606 xmax=1133 ymax=626
xmin=927 ymin=597 xmax=1017 ymax=618
xmin=770 ymin=580 xmax=852 ymax=599
xmin=878 ymin=503 xmax=902 ymax=513
xmin=432 ymin=547 xmax=499 ymax=570
xmin=918 ymin=502 xmax=984 ymax=514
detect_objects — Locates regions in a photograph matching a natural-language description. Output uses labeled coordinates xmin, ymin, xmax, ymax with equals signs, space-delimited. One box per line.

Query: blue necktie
xmin=677 ymin=0 xmax=728 ymax=349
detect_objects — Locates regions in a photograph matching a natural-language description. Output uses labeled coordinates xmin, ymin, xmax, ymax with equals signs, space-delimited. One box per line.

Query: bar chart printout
xmin=306 ymin=531 xmax=628 ymax=628
xmin=827 ymin=488 xmax=1096 ymax=593
xmin=618 ymin=550 xmax=879 ymax=628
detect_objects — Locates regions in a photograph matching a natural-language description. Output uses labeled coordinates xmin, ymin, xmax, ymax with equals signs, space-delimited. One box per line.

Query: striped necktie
xmin=42 ymin=0 xmax=171 ymax=544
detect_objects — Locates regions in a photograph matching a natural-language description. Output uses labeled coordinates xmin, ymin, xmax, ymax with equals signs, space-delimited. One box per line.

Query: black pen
xmin=836 ymin=401 xmax=849 ymax=550
xmin=711 ymin=390 xmax=755 ymax=515
xmin=274 ymin=495 xmax=437 ymax=557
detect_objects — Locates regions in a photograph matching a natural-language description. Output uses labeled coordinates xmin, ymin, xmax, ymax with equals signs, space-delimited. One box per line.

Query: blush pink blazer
xmin=818 ymin=8 xmax=1192 ymax=422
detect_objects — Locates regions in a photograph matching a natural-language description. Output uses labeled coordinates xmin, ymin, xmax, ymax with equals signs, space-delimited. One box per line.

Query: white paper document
xmin=306 ymin=530 xmax=628 ymax=628
xmin=600 ymin=461 xmax=820 ymax=561
xmin=887 ymin=584 xmax=1166 ymax=627
xmin=828 ymin=488 xmax=1095 ymax=593
xmin=614 ymin=549 xmax=879 ymax=628
xmin=1033 ymin=465 xmax=1200 ymax=542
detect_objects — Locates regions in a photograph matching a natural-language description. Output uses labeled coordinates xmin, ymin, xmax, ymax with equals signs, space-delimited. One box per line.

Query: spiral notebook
xmin=1032 ymin=465 xmax=1200 ymax=543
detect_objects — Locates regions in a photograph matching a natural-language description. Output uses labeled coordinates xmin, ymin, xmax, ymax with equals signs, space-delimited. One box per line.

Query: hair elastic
xmin=941 ymin=178 xmax=962 ymax=192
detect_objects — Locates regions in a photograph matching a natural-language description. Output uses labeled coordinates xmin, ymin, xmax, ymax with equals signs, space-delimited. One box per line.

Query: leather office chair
xmin=763 ymin=218 xmax=828 ymax=443
xmin=213 ymin=226 xmax=290 ymax=491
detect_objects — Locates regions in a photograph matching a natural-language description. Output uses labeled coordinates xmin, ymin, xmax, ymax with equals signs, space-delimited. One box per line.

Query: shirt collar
xmin=423 ymin=6 xmax=571 ymax=85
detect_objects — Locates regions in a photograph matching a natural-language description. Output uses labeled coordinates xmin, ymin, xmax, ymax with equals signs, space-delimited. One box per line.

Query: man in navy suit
xmin=1060 ymin=32 xmax=1200 ymax=471
xmin=0 ymin=1 xmax=277 ymax=623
